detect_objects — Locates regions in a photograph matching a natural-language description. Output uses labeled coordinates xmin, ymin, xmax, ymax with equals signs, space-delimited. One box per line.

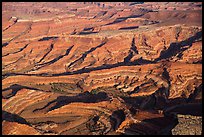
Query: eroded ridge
xmin=2 ymin=2 xmax=202 ymax=135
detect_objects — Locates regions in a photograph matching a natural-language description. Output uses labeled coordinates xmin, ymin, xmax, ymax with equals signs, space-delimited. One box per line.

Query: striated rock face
xmin=2 ymin=2 xmax=202 ymax=135
xmin=2 ymin=121 xmax=41 ymax=135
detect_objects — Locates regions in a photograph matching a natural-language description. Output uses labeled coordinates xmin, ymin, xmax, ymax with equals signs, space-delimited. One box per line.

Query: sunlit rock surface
xmin=2 ymin=2 xmax=202 ymax=135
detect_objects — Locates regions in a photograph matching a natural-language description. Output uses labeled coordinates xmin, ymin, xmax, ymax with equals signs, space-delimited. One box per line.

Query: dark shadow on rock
xmin=54 ymin=57 xmax=155 ymax=76
xmin=86 ymin=115 xmax=100 ymax=133
xmin=2 ymin=84 xmax=43 ymax=99
xmin=123 ymin=115 xmax=178 ymax=135
xmin=119 ymin=26 xmax=139 ymax=30
xmin=2 ymin=31 xmax=202 ymax=78
xmin=164 ymin=102 xmax=202 ymax=116
xmin=67 ymin=39 xmax=108 ymax=69
xmin=143 ymin=116 xmax=178 ymax=135
xmin=83 ymin=27 xmax=94 ymax=31
xmin=2 ymin=42 xmax=9 ymax=47
xmin=121 ymin=96 xmax=146 ymax=109
xmin=93 ymin=11 xmax=107 ymax=19
xmin=162 ymin=68 xmax=170 ymax=83
xmin=2 ymin=42 xmax=156 ymax=77
xmin=154 ymin=31 xmax=202 ymax=62
xmin=37 ymin=43 xmax=54 ymax=64
xmin=109 ymin=109 xmax=126 ymax=131
xmin=2 ymin=110 xmax=29 ymax=125
xmin=122 ymin=87 xmax=168 ymax=111
xmin=39 ymin=45 xmax=74 ymax=66
xmin=33 ymin=91 xmax=110 ymax=112
xmin=186 ymin=84 xmax=202 ymax=103
xmin=129 ymin=2 xmax=144 ymax=6
xmin=79 ymin=31 xmax=98 ymax=35
xmin=38 ymin=36 xmax=58 ymax=41
xmin=105 ymin=14 xmax=145 ymax=26
xmin=2 ymin=44 xmax=29 ymax=57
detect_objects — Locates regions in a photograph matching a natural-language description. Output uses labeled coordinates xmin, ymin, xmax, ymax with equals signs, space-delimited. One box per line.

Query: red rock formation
xmin=2 ymin=2 xmax=202 ymax=135
xmin=2 ymin=121 xmax=40 ymax=135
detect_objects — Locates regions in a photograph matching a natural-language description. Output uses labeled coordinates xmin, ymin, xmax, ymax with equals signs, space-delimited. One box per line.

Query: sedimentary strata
xmin=2 ymin=2 xmax=202 ymax=135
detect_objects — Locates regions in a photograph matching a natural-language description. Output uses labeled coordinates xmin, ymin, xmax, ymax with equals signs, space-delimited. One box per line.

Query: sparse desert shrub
xmin=90 ymin=89 xmax=98 ymax=94
xmin=50 ymin=83 xmax=66 ymax=94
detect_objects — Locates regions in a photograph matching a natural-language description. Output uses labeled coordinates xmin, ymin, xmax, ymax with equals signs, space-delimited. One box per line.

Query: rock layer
xmin=2 ymin=2 xmax=202 ymax=135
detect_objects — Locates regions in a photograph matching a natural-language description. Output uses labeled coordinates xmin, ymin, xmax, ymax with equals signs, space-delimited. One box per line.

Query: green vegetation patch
xmin=49 ymin=82 xmax=81 ymax=94
xmin=90 ymin=89 xmax=98 ymax=94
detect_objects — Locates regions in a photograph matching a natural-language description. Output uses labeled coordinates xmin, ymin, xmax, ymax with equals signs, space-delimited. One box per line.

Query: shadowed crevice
xmin=38 ymin=36 xmax=58 ymax=41
xmin=26 ymin=45 xmax=74 ymax=72
xmin=105 ymin=14 xmax=145 ymax=26
xmin=33 ymin=92 xmax=110 ymax=112
xmin=2 ymin=57 xmax=155 ymax=77
xmin=119 ymin=26 xmax=139 ymax=30
xmin=2 ymin=30 xmax=202 ymax=78
xmin=2 ymin=84 xmax=43 ymax=99
xmin=164 ymin=103 xmax=202 ymax=116
xmin=37 ymin=43 xmax=54 ymax=63
xmin=3 ymin=17 xmax=18 ymax=32
xmin=66 ymin=38 xmax=108 ymax=69
xmin=2 ymin=110 xmax=29 ymax=125
xmin=2 ymin=43 xmax=29 ymax=57
xmin=186 ymin=84 xmax=202 ymax=103
xmin=79 ymin=31 xmax=98 ymax=35
xmin=109 ymin=110 xmax=126 ymax=131
xmin=154 ymin=31 xmax=202 ymax=62
xmin=39 ymin=45 xmax=74 ymax=66
xmin=123 ymin=111 xmax=178 ymax=135
xmin=2 ymin=42 xmax=9 ymax=47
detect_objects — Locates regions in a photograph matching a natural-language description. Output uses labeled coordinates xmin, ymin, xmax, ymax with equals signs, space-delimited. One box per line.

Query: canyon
xmin=2 ymin=2 xmax=202 ymax=135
